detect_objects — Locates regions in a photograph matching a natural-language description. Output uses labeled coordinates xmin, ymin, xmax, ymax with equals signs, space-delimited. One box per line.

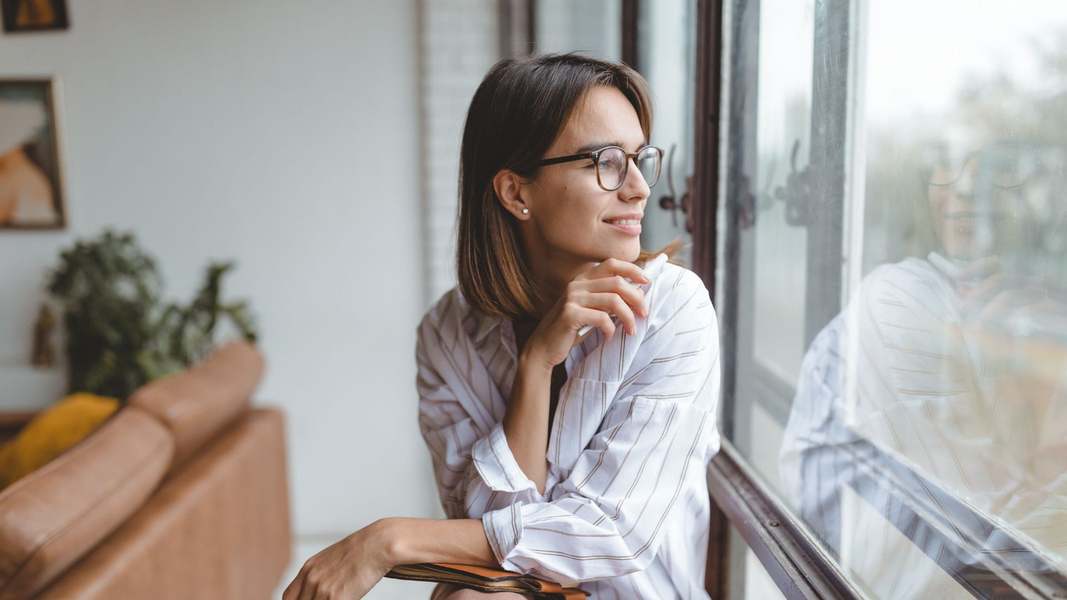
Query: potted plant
xmin=46 ymin=229 xmax=257 ymax=400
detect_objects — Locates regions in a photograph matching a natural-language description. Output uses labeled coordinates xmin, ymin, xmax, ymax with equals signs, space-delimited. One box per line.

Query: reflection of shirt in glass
xmin=781 ymin=257 xmax=1067 ymax=598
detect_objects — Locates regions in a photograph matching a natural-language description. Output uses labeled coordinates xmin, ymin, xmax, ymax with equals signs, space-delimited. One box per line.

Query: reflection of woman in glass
xmin=283 ymin=54 xmax=721 ymax=600
xmin=780 ymin=140 xmax=1067 ymax=598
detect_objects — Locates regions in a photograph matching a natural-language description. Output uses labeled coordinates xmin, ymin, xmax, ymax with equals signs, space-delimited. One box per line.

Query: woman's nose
xmin=620 ymin=158 xmax=651 ymax=200
xmin=955 ymin=158 xmax=978 ymax=197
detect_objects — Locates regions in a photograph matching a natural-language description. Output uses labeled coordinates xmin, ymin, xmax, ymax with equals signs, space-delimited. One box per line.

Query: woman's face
xmin=517 ymin=85 xmax=651 ymax=272
xmin=927 ymin=153 xmax=1025 ymax=261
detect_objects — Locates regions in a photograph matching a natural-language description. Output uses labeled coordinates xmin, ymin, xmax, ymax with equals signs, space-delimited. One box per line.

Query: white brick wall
xmin=419 ymin=0 xmax=502 ymax=306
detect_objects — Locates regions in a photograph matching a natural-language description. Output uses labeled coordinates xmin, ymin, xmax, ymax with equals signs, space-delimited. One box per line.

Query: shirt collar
xmin=471 ymin=310 xmax=518 ymax=362
xmin=472 ymin=311 xmax=501 ymax=343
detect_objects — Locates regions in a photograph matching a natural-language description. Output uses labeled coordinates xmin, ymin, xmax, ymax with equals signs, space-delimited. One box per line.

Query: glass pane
xmin=750 ymin=0 xmax=813 ymax=382
xmin=535 ymin=0 xmax=622 ymax=60
xmin=636 ymin=0 xmax=697 ymax=266
xmin=722 ymin=0 xmax=1067 ymax=597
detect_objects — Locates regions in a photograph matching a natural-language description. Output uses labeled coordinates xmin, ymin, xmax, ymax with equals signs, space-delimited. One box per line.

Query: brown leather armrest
xmin=129 ymin=339 xmax=264 ymax=467
xmin=0 ymin=407 xmax=173 ymax=600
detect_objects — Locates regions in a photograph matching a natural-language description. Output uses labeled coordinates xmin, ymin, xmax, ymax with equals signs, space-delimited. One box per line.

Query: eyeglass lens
xmin=596 ymin=147 xmax=662 ymax=191
xmin=922 ymin=144 xmax=1049 ymax=188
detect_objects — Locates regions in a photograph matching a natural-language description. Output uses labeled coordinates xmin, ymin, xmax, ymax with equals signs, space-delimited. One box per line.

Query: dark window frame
xmin=618 ymin=1 xmax=860 ymax=597
xmin=689 ymin=0 xmax=855 ymax=594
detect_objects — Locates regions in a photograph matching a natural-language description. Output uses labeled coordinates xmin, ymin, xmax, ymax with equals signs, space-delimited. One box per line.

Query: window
xmin=713 ymin=0 xmax=1067 ymax=597
xmin=635 ymin=0 xmax=698 ymax=266
xmin=533 ymin=0 xmax=623 ymax=60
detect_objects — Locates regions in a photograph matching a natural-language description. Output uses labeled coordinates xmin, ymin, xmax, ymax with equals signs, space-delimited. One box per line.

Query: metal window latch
xmin=657 ymin=143 xmax=696 ymax=234
xmin=774 ymin=139 xmax=820 ymax=228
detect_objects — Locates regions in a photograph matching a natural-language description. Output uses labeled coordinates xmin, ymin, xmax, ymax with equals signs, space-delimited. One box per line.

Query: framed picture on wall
xmin=1 ymin=0 xmax=69 ymax=33
xmin=0 ymin=79 xmax=66 ymax=229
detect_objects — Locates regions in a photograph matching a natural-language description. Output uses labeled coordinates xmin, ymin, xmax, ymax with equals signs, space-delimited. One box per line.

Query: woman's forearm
xmin=381 ymin=517 xmax=499 ymax=567
xmin=502 ymin=352 xmax=554 ymax=494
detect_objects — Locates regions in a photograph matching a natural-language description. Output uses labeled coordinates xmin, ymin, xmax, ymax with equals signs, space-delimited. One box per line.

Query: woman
xmin=283 ymin=54 xmax=721 ymax=600
xmin=779 ymin=140 xmax=1067 ymax=598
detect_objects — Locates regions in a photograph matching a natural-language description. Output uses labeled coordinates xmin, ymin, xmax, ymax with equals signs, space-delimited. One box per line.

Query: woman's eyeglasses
xmin=920 ymin=142 xmax=1062 ymax=188
xmin=534 ymin=145 xmax=664 ymax=192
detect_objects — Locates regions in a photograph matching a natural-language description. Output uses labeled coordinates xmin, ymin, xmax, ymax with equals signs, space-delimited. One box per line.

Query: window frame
xmin=688 ymin=1 xmax=865 ymax=594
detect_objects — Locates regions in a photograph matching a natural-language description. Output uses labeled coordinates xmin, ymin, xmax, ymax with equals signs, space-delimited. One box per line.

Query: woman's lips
xmin=944 ymin=211 xmax=1005 ymax=221
xmin=603 ymin=219 xmax=642 ymax=235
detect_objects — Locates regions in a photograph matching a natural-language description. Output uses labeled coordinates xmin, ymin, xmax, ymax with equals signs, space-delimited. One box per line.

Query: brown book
xmin=385 ymin=562 xmax=589 ymax=599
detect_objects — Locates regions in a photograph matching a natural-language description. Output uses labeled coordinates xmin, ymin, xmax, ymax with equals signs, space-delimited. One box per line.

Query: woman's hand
xmin=955 ymin=255 xmax=1050 ymax=327
xmin=282 ymin=520 xmax=395 ymax=600
xmin=523 ymin=258 xmax=650 ymax=370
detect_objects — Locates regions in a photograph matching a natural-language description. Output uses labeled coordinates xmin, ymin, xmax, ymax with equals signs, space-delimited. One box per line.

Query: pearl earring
xmin=521 ymin=208 xmax=529 ymax=214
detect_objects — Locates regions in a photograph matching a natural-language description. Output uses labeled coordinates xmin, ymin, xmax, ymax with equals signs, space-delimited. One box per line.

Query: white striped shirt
xmin=416 ymin=258 xmax=721 ymax=599
xmin=781 ymin=257 xmax=1067 ymax=598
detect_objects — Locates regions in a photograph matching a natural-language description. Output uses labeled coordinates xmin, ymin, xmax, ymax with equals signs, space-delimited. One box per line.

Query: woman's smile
xmin=602 ymin=213 xmax=643 ymax=235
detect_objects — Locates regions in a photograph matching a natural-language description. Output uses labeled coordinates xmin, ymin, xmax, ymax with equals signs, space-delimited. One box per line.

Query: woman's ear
xmin=492 ymin=170 xmax=531 ymax=220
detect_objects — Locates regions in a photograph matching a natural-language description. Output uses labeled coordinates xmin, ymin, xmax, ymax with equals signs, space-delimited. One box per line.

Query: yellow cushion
xmin=0 ymin=393 xmax=120 ymax=489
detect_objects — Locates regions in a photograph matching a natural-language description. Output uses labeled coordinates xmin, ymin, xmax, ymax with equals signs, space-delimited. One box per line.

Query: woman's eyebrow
xmin=572 ymin=140 xmax=647 ymax=155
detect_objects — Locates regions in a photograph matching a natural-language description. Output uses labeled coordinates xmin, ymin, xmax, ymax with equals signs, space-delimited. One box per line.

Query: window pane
xmin=535 ymin=0 xmax=622 ymax=60
xmin=721 ymin=0 xmax=1067 ymax=597
xmin=751 ymin=0 xmax=813 ymax=381
xmin=637 ymin=0 xmax=697 ymax=264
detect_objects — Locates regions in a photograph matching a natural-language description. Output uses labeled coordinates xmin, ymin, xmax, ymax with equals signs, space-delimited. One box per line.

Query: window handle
xmin=774 ymin=138 xmax=820 ymax=228
xmin=657 ymin=143 xmax=695 ymax=233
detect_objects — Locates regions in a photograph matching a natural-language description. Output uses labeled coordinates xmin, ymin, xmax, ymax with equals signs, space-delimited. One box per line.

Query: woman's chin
xmin=603 ymin=243 xmax=642 ymax=263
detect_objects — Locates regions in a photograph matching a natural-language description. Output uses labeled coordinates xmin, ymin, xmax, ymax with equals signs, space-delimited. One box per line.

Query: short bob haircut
xmin=456 ymin=53 xmax=685 ymax=323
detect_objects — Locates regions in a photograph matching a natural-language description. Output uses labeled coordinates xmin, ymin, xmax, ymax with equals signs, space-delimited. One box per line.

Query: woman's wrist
xmin=518 ymin=344 xmax=554 ymax=375
xmin=373 ymin=517 xmax=409 ymax=566
xmin=373 ymin=517 xmax=500 ymax=568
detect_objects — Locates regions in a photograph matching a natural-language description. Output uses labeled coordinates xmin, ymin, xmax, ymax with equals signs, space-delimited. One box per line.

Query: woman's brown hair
xmin=456 ymin=53 xmax=686 ymax=323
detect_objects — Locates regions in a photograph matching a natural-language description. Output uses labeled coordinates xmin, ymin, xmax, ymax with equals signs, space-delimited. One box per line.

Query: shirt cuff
xmin=471 ymin=422 xmax=540 ymax=494
xmin=482 ymin=502 xmax=524 ymax=570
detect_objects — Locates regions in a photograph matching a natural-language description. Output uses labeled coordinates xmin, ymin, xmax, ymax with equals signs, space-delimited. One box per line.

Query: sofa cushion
xmin=0 ymin=406 xmax=173 ymax=600
xmin=128 ymin=339 xmax=264 ymax=466
xmin=0 ymin=394 xmax=120 ymax=489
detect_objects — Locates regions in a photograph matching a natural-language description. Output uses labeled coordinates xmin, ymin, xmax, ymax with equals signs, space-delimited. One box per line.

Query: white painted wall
xmin=0 ymin=0 xmax=439 ymax=536
xmin=419 ymin=0 xmax=500 ymax=304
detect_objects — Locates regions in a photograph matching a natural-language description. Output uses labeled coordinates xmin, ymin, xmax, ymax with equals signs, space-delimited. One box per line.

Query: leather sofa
xmin=0 ymin=340 xmax=292 ymax=599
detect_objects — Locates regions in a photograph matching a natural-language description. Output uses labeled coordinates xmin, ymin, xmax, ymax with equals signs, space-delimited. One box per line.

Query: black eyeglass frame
xmin=922 ymin=142 xmax=1042 ymax=189
xmin=534 ymin=145 xmax=665 ymax=192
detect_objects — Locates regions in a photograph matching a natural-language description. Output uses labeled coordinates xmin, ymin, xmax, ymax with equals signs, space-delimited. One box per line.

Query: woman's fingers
xmin=582 ymin=292 xmax=638 ymax=335
xmin=572 ymin=275 xmax=647 ymax=317
xmin=297 ymin=572 xmax=318 ymax=600
xmin=581 ymin=305 xmax=618 ymax=340
xmin=961 ymin=273 xmax=1034 ymax=311
xmin=975 ymin=287 xmax=1049 ymax=327
xmin=563 ymin=301 xmax=616 ymax=339
xmin=956 ymin=255 xmax=1001 ymax=282
xmin=282 ymin=568 xmax=305 ymax=600
xmin=577 ymin=257 xmax=650 ymax=285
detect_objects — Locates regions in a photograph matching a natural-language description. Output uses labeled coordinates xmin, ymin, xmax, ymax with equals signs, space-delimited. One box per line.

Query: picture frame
xmin=0 ymin=78 xmax=66 ymax=230
xmin=1 ymin=0 xmax=69 ymax=33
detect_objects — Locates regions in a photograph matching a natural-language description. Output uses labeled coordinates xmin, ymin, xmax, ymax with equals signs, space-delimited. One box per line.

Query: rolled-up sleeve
xmin=480 ymin=272 xmax=721 ymax=582
xmin=416 ymin=319 xmax=544 ymax=519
